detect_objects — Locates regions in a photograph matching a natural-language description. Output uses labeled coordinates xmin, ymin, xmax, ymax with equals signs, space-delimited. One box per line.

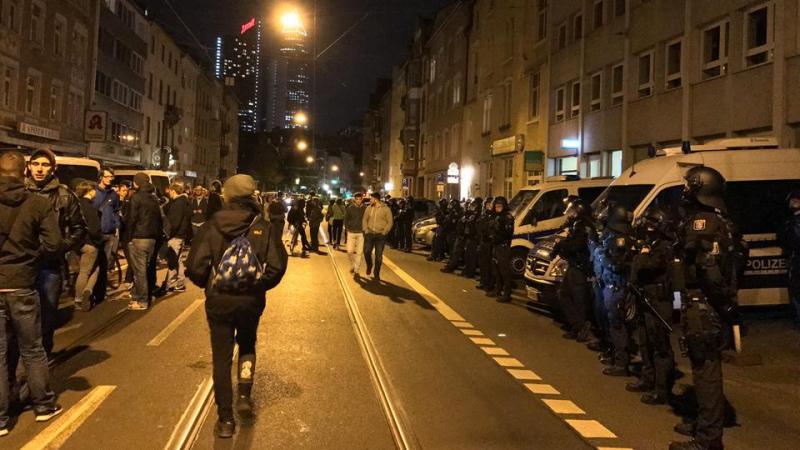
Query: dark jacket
xmin=119 ymin=198 xmax=132 ymax=244
xmin=93 ymin=185 xmax=120 ymax=234
xmin=207 ymin=192 xmax=223 ymax=217
xmin=306 ymin=199 xmax=323 ymax=224
xmin=344 ymin=203 xmax=366 ymax=233
xmin=165 ymin=194 xmax=192 ymax=240
xmin=287 ymin=204 xmax=306 ymax=227
xmin=0 ymin=177 xmax=63 ymax=289
xmin=186 ymin=199 xmax=288 ymax=314
xmin=79 ymin=197 xmax=103 ymax=245
xmin=554 ymin=218 xmax=594 ymax=272
xmin=127 ymin=183 xmax=163 ymax=240
xmin=490 ymin=211 xmax=515 ymax=246
xmin=25 ymin=176 xmax=87 ymax=268
xmin=191 ymin=197 xmax=209 ymax=225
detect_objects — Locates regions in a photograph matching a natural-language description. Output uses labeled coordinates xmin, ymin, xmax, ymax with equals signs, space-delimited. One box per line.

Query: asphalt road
xmin=5 ymin=244 xmax=799 ymax=449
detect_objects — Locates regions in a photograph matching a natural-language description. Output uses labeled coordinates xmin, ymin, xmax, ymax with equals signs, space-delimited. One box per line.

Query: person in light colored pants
xmin=166 ymin=237 xmax=186 ymax=290
xmin=347 ymin=231 xmax=364 ymax=273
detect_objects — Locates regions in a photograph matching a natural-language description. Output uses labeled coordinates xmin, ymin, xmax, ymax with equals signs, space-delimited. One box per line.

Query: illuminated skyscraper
xmin=265 ymin=10 xmax=312 ymax=130
xmin=215 ymin=18 xmax=263 ymax=133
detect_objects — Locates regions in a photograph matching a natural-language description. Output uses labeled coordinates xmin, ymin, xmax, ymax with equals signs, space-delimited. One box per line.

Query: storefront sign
xmin=447 ymin=162 xmax=460 ymax=184
xmin=84 ymin=111 xmax=107 ymax=142
xmin=492 ymin=134 xmax=525 ymax=156
xmin=184 ymin=170 xmax=197 ymax=177
xmin=524 ymin=150 xmax=545 ymax=172
xmin=241 ymin=18 xmax=256 ymax=35
xmin=19 ymin=122 xmax=60 ymax=141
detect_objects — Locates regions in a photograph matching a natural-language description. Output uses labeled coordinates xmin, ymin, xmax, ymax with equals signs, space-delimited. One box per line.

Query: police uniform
xmin=461 ymin=198 xmax=482 ymax=278
xmin=443 ymin=202 xmax=467 ymax=272
xmin=476 ymin=199 xmax=496 ymax=291
xmin=781 ymin=192 xmax=800 ymax=323
xmin=601 ymin=226 xmax=636 ymax=375
xmin=430 ymin=200 xmax=449 ymax=261
xmin=490 ymin=197 xmax=515 ymax=303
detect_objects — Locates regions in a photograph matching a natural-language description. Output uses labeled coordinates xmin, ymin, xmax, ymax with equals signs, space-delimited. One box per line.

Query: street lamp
xmin=306 ymin=156 xmax=314 ymax=164
xmin=279 ymin=9 xmax=304 ymax=32
xmin=359 ymin=171 xmax=365 ymax=177
xmin=296 ymin=140 xmax=308 ymax=151
xmin=294 ymin=111 xmax=308 ymax=126
xmin=331 ymin=164 xmax=339 ymax=172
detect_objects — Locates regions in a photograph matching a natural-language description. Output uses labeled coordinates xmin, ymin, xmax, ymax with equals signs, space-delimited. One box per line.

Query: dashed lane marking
xmin=565 ymin=419 xmax=618 ymax=439
xmin=542 ymin=399 xmax=586 ymax=415
xmin=22 ymin=385 xmax=116 ymax=450
xmin=507 ymin=369 xmax=541 ymax=381
xmin=383 ymin=255 xmax=629 ymax=449
xmin=525 ymin=383 xmax=560 ymax=395
xmin=147 ymin=298 xmax=204 ymax=347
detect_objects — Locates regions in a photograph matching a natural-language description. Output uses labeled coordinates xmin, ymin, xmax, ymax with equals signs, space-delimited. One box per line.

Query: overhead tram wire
xmin=159 ymin=0 xmax=214 ymax=65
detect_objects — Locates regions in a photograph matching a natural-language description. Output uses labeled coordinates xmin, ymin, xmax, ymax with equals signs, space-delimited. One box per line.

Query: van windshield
xmin=56 ymin=165 xmax=99 ymax=190
xmin=508 ymin=190 xmax=539 ymax=217
xmin=593 ymin=185 xmax=654 ymax=212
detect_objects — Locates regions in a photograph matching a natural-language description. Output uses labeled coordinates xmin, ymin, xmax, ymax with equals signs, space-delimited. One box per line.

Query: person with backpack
xmin=125 ymin=173 xmax=164 ymax=311
xmin=186 ymin=174 xmax=288 ymax=439
xmin=74 ymin=181 xmax=103 ymax=311
xmin=0 ymin=150 xmax=64 ymax=435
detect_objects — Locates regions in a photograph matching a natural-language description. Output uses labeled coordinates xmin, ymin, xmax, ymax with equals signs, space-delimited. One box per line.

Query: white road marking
xmin=452 ymin=321 xmax=474 ymax=328
xmin=482 ymin=347 xmax=510 ymax=356
xmin=493 ymin=357 xmax=524 ymax=368
xmin=507 ymin=369 xmax=541 ymax=381
xmin=147 ymin=298 xmax=204 ymax=347
xmin=164 ymin=376 xmax=215 ymax=450
xmin=469 ymin=337 xmax=496 ymax=346
xmin=54 ymin=323 xmax=83 ymax=336
xmin=22 ymin=385 xmax=116 ymax=450
xmin=382 ymin=258 xmax=466 ymax=322
xmin=525 ymin=383 xmax=559 ymax=395
xmin=542 ymin=399 xmax=586 ymax=415
xmin=565 ymin=419 xmax=618 ymax=438
xmin=461 ymin=329 xmax=484 ymax=336
xmin=597 ymin=448 xmax=634 ymax=450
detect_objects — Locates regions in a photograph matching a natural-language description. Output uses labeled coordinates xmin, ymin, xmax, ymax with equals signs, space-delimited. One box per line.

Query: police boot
xmin=602 ymin=366 xmax=629 ymax=377
xmin=668 ymin=439 xmax=723 ymax=450
xmin=625 ymin=380 xmax=652 ymax=393
xmin=575 ymin=323 xmax=595 ymax=343
xmin=640 ymin=392 xmax=669 ymax=405
xmin=673 ymin=421 xmax=696 ymax=437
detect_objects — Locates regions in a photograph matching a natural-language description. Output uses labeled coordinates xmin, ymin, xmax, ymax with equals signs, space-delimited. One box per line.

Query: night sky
xmin=146 ymin=0 xmax=452 ymax=134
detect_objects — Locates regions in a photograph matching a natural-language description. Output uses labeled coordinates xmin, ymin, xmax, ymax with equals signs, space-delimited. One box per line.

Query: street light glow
xmin=306 ymin=156 xmax=314 ymax=163
xmin=294 ymin=112 xmax=308 ymax=125
xmin=359 ymin=172 xmax=365 ymax=177
xmin=279 ymin=10 xmax=303 ymax=32
xmin=296 ymin=140 xmax=308 ymax=151
xmin=331 ymin=165 xmax=339 ymax=172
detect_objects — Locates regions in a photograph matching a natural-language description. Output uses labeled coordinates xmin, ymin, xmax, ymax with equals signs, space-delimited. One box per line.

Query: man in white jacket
xmin=362 ymin=192 xmax=394 ymax=281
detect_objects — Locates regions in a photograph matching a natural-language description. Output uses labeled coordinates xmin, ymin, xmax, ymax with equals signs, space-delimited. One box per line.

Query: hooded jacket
xmin=79 ymin=197 xmax=103 ymax=244
xmin=25 ymin=176 xmax=87 ymax=267
xmin=1 ymin=177 xmax=63 ymax=289
xmin=186 ymin=198 xmax=288 ymax=313
xmin=127 ymin=183 xmax=164 ymax=240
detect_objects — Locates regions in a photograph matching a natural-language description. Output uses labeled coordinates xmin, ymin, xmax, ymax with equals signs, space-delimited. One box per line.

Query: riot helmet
xmin=493 ymin=196 xmax=509 ymax=214
xmin=471 ymin=197 xmax=484 ymax=212
xmin=606 ymin=204 xmax=632 ymax=234
xmin=438 ymin=198 xmax=448 ymax=210
xmin=683 ymin=166 xmax=727 ymax=211
xmin=484 ymin=197 xmax=494 ymax=211
xmin=563 ymin=195 xmax=588 ymax=224
xmin=633 ymin=205 xmax=673 ymax=239
xmin=788 ymin=191 xmax=800 ymax=213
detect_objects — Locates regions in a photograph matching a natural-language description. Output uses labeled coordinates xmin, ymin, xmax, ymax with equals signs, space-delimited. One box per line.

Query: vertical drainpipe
xmin=682 ymin=0 xmax=692 ymax=143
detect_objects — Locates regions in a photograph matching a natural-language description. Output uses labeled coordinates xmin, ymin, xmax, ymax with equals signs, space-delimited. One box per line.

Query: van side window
xmin=726 ymin=180 xmax=800 ymax=235
xmin=578 ymin=187 xmax=606 ymax=205
xmin=531 ymin=189 xmax=569 ymax=222
xmin=650 ymin=186 xmax=683 ymax=216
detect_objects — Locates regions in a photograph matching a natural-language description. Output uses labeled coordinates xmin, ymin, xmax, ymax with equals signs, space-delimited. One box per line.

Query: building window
xmin=590 ymin=71 xmax=602 ymax=111
xmin=573 ymin=13 xmax=583 ymax=41
xmin=558 ymin=157 xmax=578 ymax=176
xmin=482 ymin=93 xmax=492 ymax=133
xmin=130 ymin=52 xmax=143 ymax=76
xmin=608 ymin=149 xmax=623 ymax=177
xmin=30 ymin=2 xmax=44 ymax=44
xmin=49 ymin=83 xmax=61 ymax=120
xmin=2 ymin=67 xmax=15 ymax=109
xmin=3 ymin=0 xmax=18 ymax=31
xmin=53 ymin=15 xmax=66 ymax=56
xmin=528 ymin=72 xmax=540 ymax=120
xmin=557 ymin=22 xmax=567 ymax=49
xmin=744 ymin=3 xmax=773 ymax=67
xmin=637 ymin=50 xmax=654 ymax=97
xmin=25 ymin=74 xmax=38 ymax=115
xmin=537 ymin=4 xmax=547 ymax=43
xmin=430 ymin=58 xmax=436 ymax=83
xmin=593 ymin=0 xmax=604 ymax=30
xmin=145 ymin=116 xmax=151 ymax=144
xmin=611 ymin=63 xmax=624 ymax=106
xmin=665 ymin=38 xmax=682 ymax=89
xmin=555 ymin=86 xmax=565 ymax=122
xmin=503 ymin=158 xmax=514 ymax=199
xmin=502 ymin=81 xmax=512 ymax=127
xmin=614 ymin=0 xmax=626 ymax=17
xmin=702 ymin=20 xmax=729 ymax=79
xmin=570 ymin=81 xmax=581 ymax=117
xmin=587 ymin=153 xmax=602 ymax=177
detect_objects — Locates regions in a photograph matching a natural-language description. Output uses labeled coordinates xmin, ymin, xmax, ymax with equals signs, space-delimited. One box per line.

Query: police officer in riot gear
xmin=490 ymin=197 xmax=515 ymax=303
xmin=461 ymin=198 xmax=482 ymax=278
xmin=587 ymin=200 xmax=612 ymax=353
xmin=429 ymin=199 xmax=449 ymax=261
xmin=476 ymin=197 xmax=496 ymax=291
xmin=552 ymin=196 xmax=597 ymax=342
xmin=442 ymin=200 xmax=466 ymax=273
xmin=670 ymin=166 xmax=742 ymax=450
xmin=781 ymin=191 xmax=800 ymax=325
xmin=627 ymin=205 xmax=676 ymax=405
xmin=600 ymin=204 xmax=636 ymax=377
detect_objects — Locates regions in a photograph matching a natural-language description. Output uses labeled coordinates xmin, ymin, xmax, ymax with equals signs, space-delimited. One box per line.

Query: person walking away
xmin=93 ymin=167 xmax=120 ymax=297
xmin=306 ymin=197 xmax=324 ymax=252
xmin=362 ymin=192 xmax=393 ymax=282
xmin=207 ymin=180 xmax=223 ymax=217
xmin=267 ymin=193 xmax=288 ymax=241
xmin=288 ymin=198 xmax=309 ymax=257
xmin=0 ymin=150 xmax=64 ymax=435
xmin=191 ymin=185 xmax=209 ymax=240
xmin=186 ymin=175 xmax=287 ymax=439
xmin=74 ymin=181 xmax=103 ymax=311
xmin=118 ymin=181 xmax=134 ymax=286
xmin=345 ymin=193 xmax=367 ymax=274
xmin=24 ymin=149 xmax=87 ymax=356
xmin=476 ymin=197 xmax=495 ymax=291
xmin=781 ymin=191 xmax=800 ymax=327
xmin=165 ymin=183 xmax=192 ymax=292
xmin=126 ymin=173 xmax=163 ymax=310
xmin=489 ymin=197 xmax=514 ymax=303
xmin=330 ymin=198 xmax=346 ymax=249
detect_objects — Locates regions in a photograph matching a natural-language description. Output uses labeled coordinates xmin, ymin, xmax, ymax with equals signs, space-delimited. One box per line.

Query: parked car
xmin=413 ymin=216 xmax=437 ymax=247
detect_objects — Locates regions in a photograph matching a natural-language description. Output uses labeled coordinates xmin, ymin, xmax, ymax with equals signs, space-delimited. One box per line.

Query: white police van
xmin=114 ymin=169 xmax=172 ymax=197
xmin=526 ymin=137 xmax=800 ymax=307
xmin=507 ymin=176 xmax=612 ymax=276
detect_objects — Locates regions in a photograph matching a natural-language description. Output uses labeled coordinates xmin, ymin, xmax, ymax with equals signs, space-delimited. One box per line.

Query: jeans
xmin=75 ymin=244 xmax=100 ymax=302
xmin=100 ymin=233 xmax=119 ymax=273
xmin=35 ymin=269 xmax=62 ymax=355
xmin=166 ymin=238 xmax=186 ymax=289
xmin=346 ymin=232 xmax=365 ymax=271
xmin=129 ymin=239 xmax=156 ymax=305
xmin=331 ymin=219 xmax=344 ymax=246
xmin=0 ymin=289 xmax=57 ymax=425
xmin=363 ymin=233 xmax=387 ymax=277
xmin=206 ymin=303 xmax=262 ymax=421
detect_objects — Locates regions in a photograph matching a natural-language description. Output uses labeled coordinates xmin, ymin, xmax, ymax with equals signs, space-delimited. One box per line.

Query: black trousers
xmin=331 ymin=219 xmax=344 ymax=246
xmin=492 ymin=245 xmax=513 ymax=300
xmin=558 ymin=266 xmax=592 ymax=332
xmin=445 ymin=237 xmax=465 ymax=270
xmin=309 ymin=221 xmax=321 ymax=250
xmin=402 ymin=223 xmax=413 ymax=250
xmin=462 ymin=238 xmax=478 ymax=277
xmin=478 ymin=243 xmax=495 ymax=289
xmin=206 ymin=301 xmax=263 ymax=421
xmin=637 ymin=285 xmax=675 ymax=397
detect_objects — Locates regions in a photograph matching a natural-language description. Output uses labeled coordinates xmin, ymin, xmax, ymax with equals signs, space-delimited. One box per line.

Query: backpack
xmin=211 ymin=217 xmax=265 ymax=293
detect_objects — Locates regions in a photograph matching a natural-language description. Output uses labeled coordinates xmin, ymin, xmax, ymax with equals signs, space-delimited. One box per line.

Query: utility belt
xmin=679 ymin=290 xmax=722 ymax=361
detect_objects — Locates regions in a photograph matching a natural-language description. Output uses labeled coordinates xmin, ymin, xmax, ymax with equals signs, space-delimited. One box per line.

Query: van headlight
xmin=536 ymin=248 xmax=550 ymax=258
xmin=550 ymin=260 xmax=568 ymax=278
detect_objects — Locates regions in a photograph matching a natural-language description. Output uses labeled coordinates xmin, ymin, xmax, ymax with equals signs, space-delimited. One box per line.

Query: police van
xmin=113 ymin=169 xmax=172 ymax=197
xmin=507 ymin=176 xmax=612 ymax=276
xmin=525 ymin=137 xmax=800 ymax=307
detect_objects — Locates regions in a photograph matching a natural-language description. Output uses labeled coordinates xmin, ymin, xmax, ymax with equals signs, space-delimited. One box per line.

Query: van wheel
xmin=511 ymin=247 xmax=529 ymax=278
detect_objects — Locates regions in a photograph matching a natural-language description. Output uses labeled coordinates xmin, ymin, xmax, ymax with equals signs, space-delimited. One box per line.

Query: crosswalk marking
xmin=481 ymin=347 xmax=510 ymax=356
xmin=507 ymin=369 xmax=541 ymax=381
xmin=524 ymin=383 xmax=559 ymax=394
xmin=492 ymin=357 xmax=524 ymax=368
xmin=469 ymin=337 xmax=496 ymax=346
xmin=460 ymin=329 xmax=484 ymax=336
